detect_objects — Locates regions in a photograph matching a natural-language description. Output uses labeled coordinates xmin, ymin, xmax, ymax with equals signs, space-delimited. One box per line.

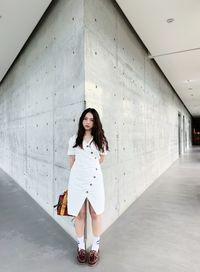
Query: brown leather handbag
xmin=53 ymin=190 xmax=73 ymax=216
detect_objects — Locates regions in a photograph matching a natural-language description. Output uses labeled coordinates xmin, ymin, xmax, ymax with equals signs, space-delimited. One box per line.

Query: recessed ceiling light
xmin=166 ymin=18 xmax=175 ymax=23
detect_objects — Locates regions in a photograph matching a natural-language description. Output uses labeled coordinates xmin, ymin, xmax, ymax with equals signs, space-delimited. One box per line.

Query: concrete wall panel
xmin=0 ymin=0 xmax=192 ymax=246
xmin=0 ymin=0 xmax=85 ymax=240
xmin=84 ymin=0 xmax=192 ymax=245
xmin=54 ymin=103 xmax=84 ymax=168
xmin=26 ymin=112 xmax=53 ymax=163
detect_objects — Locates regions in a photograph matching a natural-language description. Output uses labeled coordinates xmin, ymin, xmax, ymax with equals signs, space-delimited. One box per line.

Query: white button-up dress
xmin=67 ymin=134 xmax=107 ymax=217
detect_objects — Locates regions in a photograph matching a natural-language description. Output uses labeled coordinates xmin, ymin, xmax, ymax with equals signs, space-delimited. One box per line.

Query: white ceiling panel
xmin=0 ymin=0 xmax=52 ymax=82
xmin=116 ymin=0 xmax=200 ymax=116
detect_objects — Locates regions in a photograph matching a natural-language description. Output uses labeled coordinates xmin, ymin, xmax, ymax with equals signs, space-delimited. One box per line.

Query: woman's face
xmin=82 ymin=112 xmax=94 ymax=131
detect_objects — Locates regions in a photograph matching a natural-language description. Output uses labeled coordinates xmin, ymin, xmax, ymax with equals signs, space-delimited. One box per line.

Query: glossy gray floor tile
xmin=0 ymin=147 xmax=200 ymax=272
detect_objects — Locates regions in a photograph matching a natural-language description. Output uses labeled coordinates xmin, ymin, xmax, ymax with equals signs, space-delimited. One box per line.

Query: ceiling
xmin=0 ymin=0 xmax=199 ymax=116
xmin=116 ymin=0 xmax=200 ymax=117
xmin=0 ymin=0 xmax=52 ymax=83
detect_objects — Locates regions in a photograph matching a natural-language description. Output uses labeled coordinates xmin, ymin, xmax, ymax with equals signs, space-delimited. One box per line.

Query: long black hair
xmin=73 ymin=108 xmax=109 ymax=152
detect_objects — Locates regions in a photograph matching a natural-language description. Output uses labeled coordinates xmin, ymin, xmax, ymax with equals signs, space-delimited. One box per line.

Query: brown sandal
xmin=77 ymin=248 xmax=87 ymax=264
xmin=88 ymin=250 xmax=100 ymax=266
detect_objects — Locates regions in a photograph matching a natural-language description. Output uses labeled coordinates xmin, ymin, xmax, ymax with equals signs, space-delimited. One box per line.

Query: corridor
xmin=0 ymin=147 xmax=200 ymax=272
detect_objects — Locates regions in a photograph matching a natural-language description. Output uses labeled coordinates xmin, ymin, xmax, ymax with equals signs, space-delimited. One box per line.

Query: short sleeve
xmin=67 ymin=136 xmax=76 ymax=155
xmin=99 ymin=145 xmax=108 ymax=156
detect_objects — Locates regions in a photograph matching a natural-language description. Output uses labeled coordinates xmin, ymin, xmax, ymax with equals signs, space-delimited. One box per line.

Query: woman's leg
xmin=88 ymin=202 xmax=102 ymax=236
xmin=75 ymin=200 xmax=86 ymax=251
xmin=89 ymin=202 xmax=102 ymax=255
xmin=75 ymin=200 xmax=86 ymax=236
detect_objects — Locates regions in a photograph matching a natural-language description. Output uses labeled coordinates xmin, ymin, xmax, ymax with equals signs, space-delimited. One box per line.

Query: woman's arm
xmin=68 ymin=155 xmax=75 ymax=169
xmin=99 ymin=155 xmax=105 ymax=164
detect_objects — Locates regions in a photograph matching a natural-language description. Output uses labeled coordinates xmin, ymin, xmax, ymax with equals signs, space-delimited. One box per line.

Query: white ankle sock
xmin=77 ymin=236 xmax=85 ymax=250
xmin=91 ymin=236 xmax=100 ymax=251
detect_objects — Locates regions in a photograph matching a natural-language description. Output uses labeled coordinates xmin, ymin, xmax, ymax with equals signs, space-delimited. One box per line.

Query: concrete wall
xmin=0 ymin=0 xmax=192 ymax=244
xmin=0 ymin=0 xmax=85 ymax=239
xmin=84 ymin=0 xmax=192 ymax=241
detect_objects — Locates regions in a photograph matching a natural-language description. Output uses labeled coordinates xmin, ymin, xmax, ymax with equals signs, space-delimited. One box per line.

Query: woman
xmin=67 ymin=108 xmax=109 ymax=266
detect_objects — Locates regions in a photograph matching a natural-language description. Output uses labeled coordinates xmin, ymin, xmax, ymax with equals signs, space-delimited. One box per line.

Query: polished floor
xmin=0 ymin=147 xmax=200 ymax=272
